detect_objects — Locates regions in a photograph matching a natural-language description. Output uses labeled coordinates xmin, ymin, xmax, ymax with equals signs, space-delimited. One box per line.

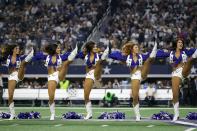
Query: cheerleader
xmin=34 ymin=43 xmax=78 ymax=120
xmin=109 ymin=41 xmax=157 ymax=121
xmin=5 ymin=44 xmax=34 ymax=120
xmin=157 ymin=38 xmax=197 ymax=121
xmin=77 ymin=41 xmax=109 ymax=119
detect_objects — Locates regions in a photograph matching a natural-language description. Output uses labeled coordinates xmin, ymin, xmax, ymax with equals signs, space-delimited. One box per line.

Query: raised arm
xmin=141 ymin=49 xmax=170 ymax=60
xmin=184 ymin=48 xmax=196 ymax=57
xmin=32 ymin=52 xmax=48 ymax=61
xmin=60 ymin=52 xmax=71 ymax=61
xmin=76 ymin=51 xmax=86 ymax=59
xmin=108 ymin=51 xmax=127 ymax=62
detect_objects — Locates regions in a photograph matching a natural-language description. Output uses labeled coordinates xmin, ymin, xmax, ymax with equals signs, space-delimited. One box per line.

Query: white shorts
xmin=131 ymin=70 xmax=142 ymax=81
xmin=172 ymin=67 xmax=183 ymax=79
xmin=8 ymin=71 xmax=20 ymax=83
xmin=48 ymin=71 xmax=59 ymax=83
xmin=85 ymin=69 xmax=95 ymax=81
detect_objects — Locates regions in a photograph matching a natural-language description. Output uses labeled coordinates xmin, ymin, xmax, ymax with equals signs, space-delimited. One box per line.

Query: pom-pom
xmin=151 ymin=111 xmax=173 ymax=120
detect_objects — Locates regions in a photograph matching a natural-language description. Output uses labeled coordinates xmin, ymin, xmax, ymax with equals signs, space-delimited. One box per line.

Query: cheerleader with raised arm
xmin=34 ymin=43 xmax=78 ymax=120
xmin=108 ymin=41 xmax=157 ymax=121
xmin=155 ymin=38 xmax=197 ymax=121
xmin=4 ymin=44 xmax=34 ymax=120
xmin=77 ymin=41 xmax=109 ymax=119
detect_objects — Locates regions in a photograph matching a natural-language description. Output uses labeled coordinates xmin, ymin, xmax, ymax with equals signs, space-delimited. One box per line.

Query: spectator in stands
xmin=112 ymin=79 xmax=120 ymax=88
xmin=102 ymin=92 xmax=118 ymax=107
xmin=145 ymin=83 xmax=156 ymax=106
xmin=59 ymin=80 xmax=70 ymax=90
xmin=0 ymin=74 xmax=3 ymax=105
xmin=77 ymin=41 xmax=109 ymax=119
xmin=33 ymin=43 xmax=78 ymax=120
xmin=108 ymin=41 xmax=157 ymax=121
xmin=4 ymin=44 xmax=34 ymax=120
xmin=190 ymin=76 xmax=197 ymax=106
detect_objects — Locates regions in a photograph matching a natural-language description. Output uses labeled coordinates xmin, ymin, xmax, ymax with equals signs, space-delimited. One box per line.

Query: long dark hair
xmin=4 ymin=44 xmax=19 ymax=57
xmin=45 ymin=44 xmax=58 ymax=55
xmin=172 ymin=37 xmax=185 ymax=51
xmin=84 ymin=41 xmax=96 ymax=53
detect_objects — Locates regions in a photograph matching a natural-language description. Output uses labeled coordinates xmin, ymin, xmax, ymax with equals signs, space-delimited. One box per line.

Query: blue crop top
xmin=155 ymin=48 xmax=196 ymax=66
xmin=34 ymin=52 xmax=70 ymax=68
xmin=76 ymin=51 xmax=101 ymax=68
xmin=6 ymin=55 xmax=26 ymax=69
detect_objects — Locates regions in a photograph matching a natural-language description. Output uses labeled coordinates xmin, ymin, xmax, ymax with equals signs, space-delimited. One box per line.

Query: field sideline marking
xmin=173 ymin=121 xmax=197 ymax=127
xmin=184 ymin=128 xmax=196 ymax=131
xmin=0 ymin=107 xmax=196 ymax=110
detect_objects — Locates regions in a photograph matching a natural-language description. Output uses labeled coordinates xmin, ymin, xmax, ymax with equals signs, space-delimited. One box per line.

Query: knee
xmin=141 ymin=75 xmax=147 ymax=80
xmin=84 ymin=94 xmax=89 ymax=101
xmin=8 ymin=96 xmax=13 ymax=100
xmin=49 ymin=95 xmax=55 ymax=102
xmin=132 ymin=95 xmax=139 ymax=103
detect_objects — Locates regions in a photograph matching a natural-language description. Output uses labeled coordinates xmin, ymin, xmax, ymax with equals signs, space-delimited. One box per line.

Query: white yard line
xmin=146 ymin=125 xmax=155 ymax=128
xmin=184 ymin=128 xmax=196 ymax=131
xmin=54 ymin=124 xmax=63 ymax=127
xmin=10 ymin=124 xmax=19 ymax=127
xmin=101 ymin=125 xmax=109 ymax=127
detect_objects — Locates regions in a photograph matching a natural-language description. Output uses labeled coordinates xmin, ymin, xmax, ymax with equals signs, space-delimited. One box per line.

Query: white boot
xmin=49 ymin=102 xmax=55 ymax=120
xmin=133 ymin=103 xmax=141 ymax=121
xmin=192 ymin=49 xmax=197 ymax=59
xmin=84 ymin=101 xmax=92 ymax=120
xmin=101 ymin=46 xmax=109 ymax=60
xmin=172 ymin=102 xmax=179 ymax=121
xmin=9 ymin=102 xmax=15 ymax=120
xmin=149 ymin=42 xmax=157 ymax=58
xmin=68 ymin=45 xmax=78 ymax=61
xmin=25 ymin=48 xmax=34 ymax=62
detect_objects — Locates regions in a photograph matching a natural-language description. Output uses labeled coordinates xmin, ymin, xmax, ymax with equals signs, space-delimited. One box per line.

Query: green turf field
xmin=0 ymin=107 xmax=196 ymax=131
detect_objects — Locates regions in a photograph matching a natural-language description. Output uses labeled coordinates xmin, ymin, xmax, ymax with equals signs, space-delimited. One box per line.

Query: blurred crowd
xmin=0 ymin=0 xmax=107 ymax=52
xmin=100 ymin=0 xmax=197 ymax=52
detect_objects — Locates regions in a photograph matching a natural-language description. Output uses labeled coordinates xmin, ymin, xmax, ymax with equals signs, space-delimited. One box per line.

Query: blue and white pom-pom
xmin=151 ymin=111 xmax=173 ymax=120
xmin=186 ymin=112 xmax=197 ymax=120
xmin=62 ymin=112 xmax=84 ymax=119
xmin=0 ymin=112 xmax=11 ymax=119
xmin=98 ymin=111 xmax=125 ymax=119
xmin=17 ymin=111 xmax=41 ymax=119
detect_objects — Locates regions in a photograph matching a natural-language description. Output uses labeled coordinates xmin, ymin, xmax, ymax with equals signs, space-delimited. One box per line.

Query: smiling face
xmin=92 ymin=44 xmax=98 ymax=53
xmin=176 ymin=39 xmax=184 ymax=50
xmin=13 ymin=46 xmax=20 ymax=55
xmin=132 ymin=44 xmax=139 ymax=54
xmin=56 ymin=44 xmax=61 ymax=54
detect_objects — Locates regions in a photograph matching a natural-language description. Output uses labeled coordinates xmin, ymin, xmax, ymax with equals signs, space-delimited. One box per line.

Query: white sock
xmin=25 ymin=48 xmax=34 ymax=62
xmin=173 ymin=102 xmax=179 ymax=117
xmin=86 ymin=101 xmax=92 ymax=116
xmin=149 ymin=42 xmax=157 ymax=58
xmin=9 ymin=102 xmax=15 ymax=115
xmin=49 ymin=102 xmax=55 ymax=115
xmin=101 ymin=46 xmax=109 ymax=60
xmin=133 ymin=103 xmax=141 ymax=120
xmin=68 ymin=45 xmax=78 ymax=61
xmin=192 ymin=49 xmax=197 ymax=59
